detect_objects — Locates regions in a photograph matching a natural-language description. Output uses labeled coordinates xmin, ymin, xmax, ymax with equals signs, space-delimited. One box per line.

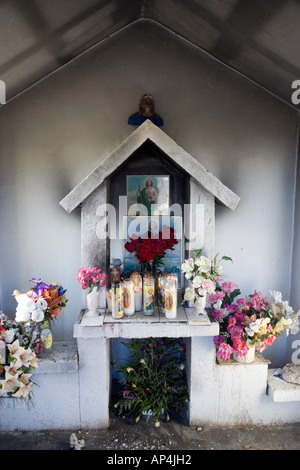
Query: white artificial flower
xmin=15 ymin=307 xmax=31 ymax=323
xmin=181 ymin=259 xmax=194 ymax=273
xmin=192 ymin=275 xmax=204 ymax=289
xmin=184 ymin=287 xmax=195 ymax=302
xmin=35 ymin=298 xmax=48 ymax=310
xmin=213 ymin=299 xmax=223 ymax=311
xmin=215 ymin=265 xmax=223 ymax=276
xmin=31 ymin=308 xmax=45 ymax=322
xmin=15 ymin=294 xmax=35 ymax=312
xmin=269 ymin=290 xmax=282 ymax=304
xmin=195 ymin=256 xmax=211 ymax=273
xmin=281 ymin=300 xmax=294 ymax=316
xmin=4 ymin=329 xmax=15 ymax=344
xmin=184 ymin=271 xmax=193 ymax=280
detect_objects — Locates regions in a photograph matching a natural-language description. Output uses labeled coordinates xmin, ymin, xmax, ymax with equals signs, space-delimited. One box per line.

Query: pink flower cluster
xmin=211 ymin=289 xmax=278 ymax=360
xmin=77 ymin=267 xmax=107 ymax=290
xmin=214 ymin=312 xmax=249 ymax=360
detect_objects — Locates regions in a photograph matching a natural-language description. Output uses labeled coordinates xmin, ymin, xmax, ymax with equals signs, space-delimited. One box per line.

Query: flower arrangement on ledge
xmin=14 ymin=278 xmax=68 ymax=323
xmin=181 ymin=249 xmax=233 ymax=303
xmin=113 ymin=338 xmax=188 ymax=426
xmin=12 ymin=278 xmax=68 ymax=355
xmin=0 ymin=312 xmax=38 ymax=402
xmin=125 ymin=226 xmax=178 ymax=266
xmin=208 ymin=284 xmax=300 ymax=361
xmin=76 ymin=267 xmax=107 ymax=292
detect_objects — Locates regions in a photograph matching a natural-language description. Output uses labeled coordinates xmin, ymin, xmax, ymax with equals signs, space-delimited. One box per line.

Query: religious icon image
xmin=144 ymin=287 xmax=154 ymax=312
xmin=128 ymin=94 xmax=163 ymax=127
xmin=127 ymin=175 xmax=169 ymax=216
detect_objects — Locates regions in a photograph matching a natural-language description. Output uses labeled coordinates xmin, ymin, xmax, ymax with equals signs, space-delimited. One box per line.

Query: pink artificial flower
xmin=227 ymin=316 xmax=236 ymax=329
xmin=227 ymin=304 xmax=238 ymax=314
xmin=217 ymin=343 xmax=232 ymax=361
xmin=214 ymin=335 xmax=226 ymax=347
xmin=221 ymin=281 xmax=238 ymax=294
xmin=264 ymin=335 xmax=275 ymax=347
xmin=230 ymin=325 xmax=244 ymax=341
xmin=209 ymin=290 xmax=225 ymax=304
xmin=237 ymin=298 xmax=246 ymax=306
xmin=77 ymin=267 xmax=107 ymax=289
xmin=232 ymin=337 xmax=248 ymax=356
xmin=212 ymin=309 xmax=223 ymax=321
xmin=256 ymin=335 xmax=275 ymax=353
xmin=202 ymin=279 xmax=216 ymax=291
xmin=234 ymin=312 xmax=246 ymax=324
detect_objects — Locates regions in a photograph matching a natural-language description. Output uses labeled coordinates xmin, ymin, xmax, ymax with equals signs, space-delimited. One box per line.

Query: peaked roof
xmin=1 ymin=2 xmax=299 ymax=108
xmin=60 ymin=120 xmax=240 ymax=213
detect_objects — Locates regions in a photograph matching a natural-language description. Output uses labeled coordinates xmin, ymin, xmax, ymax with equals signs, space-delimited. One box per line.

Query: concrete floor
xmin=0 ymin=415 xmax=300 ymax=451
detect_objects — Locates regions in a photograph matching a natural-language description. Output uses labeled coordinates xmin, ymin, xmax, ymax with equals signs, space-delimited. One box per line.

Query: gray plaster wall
xmin=0 ymin=19 xmax=298 ymax=366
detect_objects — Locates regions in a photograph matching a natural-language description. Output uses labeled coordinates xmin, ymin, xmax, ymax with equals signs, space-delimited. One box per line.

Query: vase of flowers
xmin=232 ymin=344 xmax=256 ymax=363
xmin=181 ymin=250 xmax=232 ymax=315
xmin=194 ymin=291 xmax=207 ymax=315
xmin=13 ymin=278 xmax=68 ymax=356
xmin=125 ymin=226 xmax=178 ymax=271
xmin=77 ymin=267 xmax=107 ymax=317
xmin=209 ymin=285 xmax=300 ymax=363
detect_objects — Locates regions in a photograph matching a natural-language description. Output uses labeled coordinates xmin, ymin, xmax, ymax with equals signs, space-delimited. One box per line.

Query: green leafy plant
xmin=113 ymin=337 xmax=189 ymax=426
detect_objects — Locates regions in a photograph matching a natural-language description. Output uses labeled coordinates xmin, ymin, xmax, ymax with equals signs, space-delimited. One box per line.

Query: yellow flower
xmin=12 ymin=290 xmax=20 ymax=297
xmin=273 ymin=317 xmax=293 ymax=334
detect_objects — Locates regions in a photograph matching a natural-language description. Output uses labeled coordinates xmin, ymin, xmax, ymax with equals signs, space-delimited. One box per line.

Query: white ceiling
xmin=1 ymin=0 xmax=299 ymax=107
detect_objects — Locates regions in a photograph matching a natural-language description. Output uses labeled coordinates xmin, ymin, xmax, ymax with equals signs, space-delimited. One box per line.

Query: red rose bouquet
xmin=125 ymin=225 xmax=178 ymax=266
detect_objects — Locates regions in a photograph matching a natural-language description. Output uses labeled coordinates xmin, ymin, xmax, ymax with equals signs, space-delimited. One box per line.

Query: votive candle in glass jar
xmin=123 ymin=279 xmax=135 ymax=315
xmin=143 ymin=273 xmax=155 ymax=315
xmin=111 ymin=281 xmax=124 ymax=319
xmin=164 ymin=273 xmax=178 ymax=319
xmin=106 ymin=289 xmax=112 ymax=313
xmin=157 ymin=272 xmax=166 ymax=314
xmin=130 ymin=271 xmax=142 ymax=311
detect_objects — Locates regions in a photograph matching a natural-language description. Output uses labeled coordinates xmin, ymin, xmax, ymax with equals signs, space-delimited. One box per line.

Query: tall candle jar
xmin=123 ymin=279 xmax=135 ymax=315
xmin=130 ymin=271 xmax=142 ymax=311
xmin=164 ymin=273 xmax=178 ymax=319
xmin=106 ymin=288 xmax=112 ymax=313
xmin=111 ymin=281 xmax=124 ymax=319
xmin=157 ymin=272 xmax=166 ymax=314
xmin=143 ymin=273 xmax=155 ymax=315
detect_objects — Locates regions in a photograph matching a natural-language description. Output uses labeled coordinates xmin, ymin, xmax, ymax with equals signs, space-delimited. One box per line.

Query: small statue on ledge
xmin=128 ymin=94 xmax=163 ymax=127
xmin=110 ymin=258 xmax=125 ymax=285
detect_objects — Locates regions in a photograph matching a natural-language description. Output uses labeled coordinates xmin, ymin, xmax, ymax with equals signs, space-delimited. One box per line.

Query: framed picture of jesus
xmin=126 ymin=175 xmax=170 ymax=216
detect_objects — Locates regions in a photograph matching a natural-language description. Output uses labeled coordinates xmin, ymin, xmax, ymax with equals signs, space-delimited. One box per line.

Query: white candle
xmin=135 ymin=289 xmax=142 ymax=311
xmin=123 ymin=280 xmax=135 ymax=315
xmin=130 ymin=271 xmax=142 ymax=312
xmin=106 ymin=289 xmax=112 ymax=313
xmin=143 ymin=273 xmax=155 ymax=315
xmin=165 ymin=274 xmax=178 ymax=319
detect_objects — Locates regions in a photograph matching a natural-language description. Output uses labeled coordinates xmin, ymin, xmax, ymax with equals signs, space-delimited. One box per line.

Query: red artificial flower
xmin=125 ymin=227 xmax=178 ymax=264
